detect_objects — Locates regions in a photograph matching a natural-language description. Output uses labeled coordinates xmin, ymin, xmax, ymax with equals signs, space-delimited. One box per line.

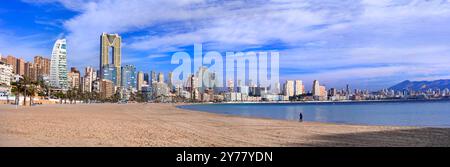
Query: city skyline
xmin=1 ymin=0 xmax=450 ymax=90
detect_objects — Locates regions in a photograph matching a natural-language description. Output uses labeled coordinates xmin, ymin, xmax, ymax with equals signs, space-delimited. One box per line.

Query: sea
xmin=178 ymin=100 xmax=450 ymax=127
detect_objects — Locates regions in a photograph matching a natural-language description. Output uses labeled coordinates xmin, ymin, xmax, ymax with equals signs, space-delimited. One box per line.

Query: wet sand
xmin=0 ymin=103 xmax=449 ymax=147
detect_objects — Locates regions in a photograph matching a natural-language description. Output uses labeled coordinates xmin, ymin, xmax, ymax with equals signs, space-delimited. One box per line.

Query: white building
xmin=49 ymin=39 xmax=68 ymax=89
xmin=0 ymin=62 xmax=13 ymax=95
xmin=83 ymin=66 xmax=96 ymax=92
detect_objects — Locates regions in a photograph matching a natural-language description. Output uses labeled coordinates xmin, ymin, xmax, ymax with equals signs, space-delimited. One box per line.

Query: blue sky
xmin=1 ymin=0 xmax=450 ymax=90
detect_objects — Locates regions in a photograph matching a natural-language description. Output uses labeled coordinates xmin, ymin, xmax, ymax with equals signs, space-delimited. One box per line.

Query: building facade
xmin=49 ymin=39 xmax=68 ymax=89
xmin=121 ymin=65 xmax=137 ymax=90
xmin=100 ymin=33 xmax=121 ymax=86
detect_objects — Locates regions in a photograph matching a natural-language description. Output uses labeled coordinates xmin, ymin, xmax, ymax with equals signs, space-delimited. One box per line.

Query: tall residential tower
xmin=100 ymin=33 xmax=121 ymax=86
xmin=49 ymin=39 xmax=68 ymax=89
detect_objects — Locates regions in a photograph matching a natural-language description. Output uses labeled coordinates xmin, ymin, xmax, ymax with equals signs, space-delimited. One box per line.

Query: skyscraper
xmin=49 ymin=39 xmax=68 ymax=89
xmin=33 ymin=56 xmax=51 ymax=81
xmin=150 ymin=71 xmax=156 ymax=83
xmin=16 ymin=58 xmax=26 ymax=76
xmin=121 ymin=65 xmax=137 ymax=90
xmin=167 ymin=72 xmax=173 ymax=91
xmin=68 ymin=67 xmax=80 ymax=90
xmin=294 ymin=80 xmax=304 ymax=96
xmin=100 ymin=33 xmax=121 ymax=86
xmin=312 ymin=80 xmax=320 ymax=96
xmin=137 ymin=71 xmax=144 ymax=91
xmin=83 ymin=66 xmax=96 ymax=93
xmin=284 ymin=80 xmax=294 ymax=97
xmin=158 ymin=72 xmax=164 ymax=83
xmin=143 ymin=73 xmax=149 ymax=85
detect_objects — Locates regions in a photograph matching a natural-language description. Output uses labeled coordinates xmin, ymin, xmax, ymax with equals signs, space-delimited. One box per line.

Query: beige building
xmin=294 ymin=80 xmax=304 ymax=96
xmin=99 ymin=79 xmax=115 ymax=99
xmin=33 ymin=56 xmax=51 ymax=80
xmin=137 ymin=71 xmax=144 ymax=91
xmin=16 ymin=58 xmax=26 ymax=76
xmin=158 ymin=72 xmax=164 ymax=83
xmin=319 ymin=85 xmax=327 ymax=98
xmin=68 ymin=67 xmax=81 ymax=90
xmin=100 ymin=33 xmax=121 ymax=86
xmin=284 ymin=80 xmax=294 ymax=97
xmin=6 ymin=55 xmax=17 ymax=74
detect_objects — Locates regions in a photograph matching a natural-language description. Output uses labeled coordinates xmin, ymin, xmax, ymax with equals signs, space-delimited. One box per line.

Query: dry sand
xmin=0 ymin=103 xmax=449 ymax=147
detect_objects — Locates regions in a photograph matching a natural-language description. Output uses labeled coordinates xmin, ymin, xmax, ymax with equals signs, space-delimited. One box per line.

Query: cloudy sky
xmin=1 ymin=0 xmax=450 ymax=90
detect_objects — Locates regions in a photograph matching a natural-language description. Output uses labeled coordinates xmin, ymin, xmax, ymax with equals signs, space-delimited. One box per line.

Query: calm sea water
xmin=178 ymin=100 xmax=450 ymax=127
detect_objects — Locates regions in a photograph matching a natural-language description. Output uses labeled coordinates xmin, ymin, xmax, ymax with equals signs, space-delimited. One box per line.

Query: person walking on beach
xmin=299 ymin=112 xmax=303 ymax=122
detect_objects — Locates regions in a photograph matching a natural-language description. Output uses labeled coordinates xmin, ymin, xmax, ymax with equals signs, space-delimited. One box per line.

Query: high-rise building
xmin=6 ymin=55 xmax=17 ymax=74
xmin=24 ymin=62 xmax=34 ymax=80
xmin=121 ymin=65 xmax=137 ymax=90
xmin=158 ymin=72 xmax=164 ymax=83
xmin=312 ymin=80 xmax=320 ymax=96
xmin=49 ymin=39 xmax=68 ymax=89
xmin=100 ymin=33 xmax=121 ymax=86
xmin=33 ymin=56 xmax=51 ymax=81
xmin=143 ymin=73 xmax=149 ymax=85
xmin=16 ymin=58 xmax=26 ymax=76
xmin=68 ymin=67 xmax=81 ymax=90
xmin=294 ymin=80 xmax=304 ymax=96
xmin=0 ymin=62 xmax=13 ymax=95
xmin=319 ymin=85 xmax=327 ymax=97
xmin=167 ymin=72 xmax=173 ymax=90
xmin=137 ymin=71 xmax=144 ymax=91
xmin=99 ymin=79 xmax=115 ymax=99
xmin=283 ymin=80 xmax=294 ymax=97
xmin=83 ymin=67 xmax=96 ymax=92
xmin=346 ymin=84 xmax=350 ymax=95
xmin=150 ymin=71 xmax=156 ymax=83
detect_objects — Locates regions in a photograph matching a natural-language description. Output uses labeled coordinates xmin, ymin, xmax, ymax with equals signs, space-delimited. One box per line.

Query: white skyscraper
xmin=49 ymin=39 xmax=68 ymax=89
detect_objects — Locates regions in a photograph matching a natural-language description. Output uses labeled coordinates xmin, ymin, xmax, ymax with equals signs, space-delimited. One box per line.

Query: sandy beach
xmin=0 ymin=103 xmax=449 ymax=147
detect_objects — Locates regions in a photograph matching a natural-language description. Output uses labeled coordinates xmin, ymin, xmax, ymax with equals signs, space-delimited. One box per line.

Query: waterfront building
xmin=102 ymin=64 xmax=118 ymax=85
xmin=150 ymin=71 xmax=157 ymax=83
xmin=294 ymin=80 xmax=304 ymax=96
xmin=99 ymin=79 xmax=115 ymax=99
xmin=137 ymin=71 xmax=144 ymax=91
xmin=271 ymin=82 xmax=281 ymax=95
xmin=0 ymin=62 xmax=13 ymax=95
xmin=16 ymin=58 xmax=26 ymax=76
xmin=121 ymin=65 xmax=137 ymax=90
xmin=319 ymin=85 xmax=327 ymax=98
xmin=33 ymin=56 xmax=51 ymax=81
xmin=83 ymin=66 xmax=96 ymax=92
xmin=100 ymin=33 xmax=121 ymax=86
xmin=49 ymin=39 xmax=68 ymax=89
xmin=144 ymin=73 xmax=149 ymax=85
xmin=67 ymin=67 xmax=81 ymax=90
xmin=158 ymin=72 xmax=164 ymax=83
xmin=284 ymin=80 xmax=294 ymax=97
xmin=312 ymin=80 xmax=320 ymax=97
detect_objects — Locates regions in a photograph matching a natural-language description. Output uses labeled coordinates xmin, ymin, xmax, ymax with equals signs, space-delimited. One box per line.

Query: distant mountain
xmin=389 ymin=79 xmax=450 ymax=91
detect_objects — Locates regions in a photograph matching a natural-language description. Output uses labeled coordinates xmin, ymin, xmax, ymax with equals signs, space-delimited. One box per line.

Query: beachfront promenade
xmin=1 ymin=103 xmax=449 ymax=147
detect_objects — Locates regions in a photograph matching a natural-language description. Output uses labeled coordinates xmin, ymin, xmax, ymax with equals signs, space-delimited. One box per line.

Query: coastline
xmin=1 ymin=103 xmax=449 ymax=147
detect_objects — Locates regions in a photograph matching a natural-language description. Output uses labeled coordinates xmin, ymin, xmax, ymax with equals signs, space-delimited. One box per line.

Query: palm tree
xmin=27 ymin=84 xmax=37 ymax=106
xmin=10 ymin=83 xmax=20 ymax=105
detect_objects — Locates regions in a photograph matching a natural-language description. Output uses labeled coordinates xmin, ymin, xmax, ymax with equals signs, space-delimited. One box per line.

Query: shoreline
xmin=1 ymin=103 xmax=450 ymax=146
